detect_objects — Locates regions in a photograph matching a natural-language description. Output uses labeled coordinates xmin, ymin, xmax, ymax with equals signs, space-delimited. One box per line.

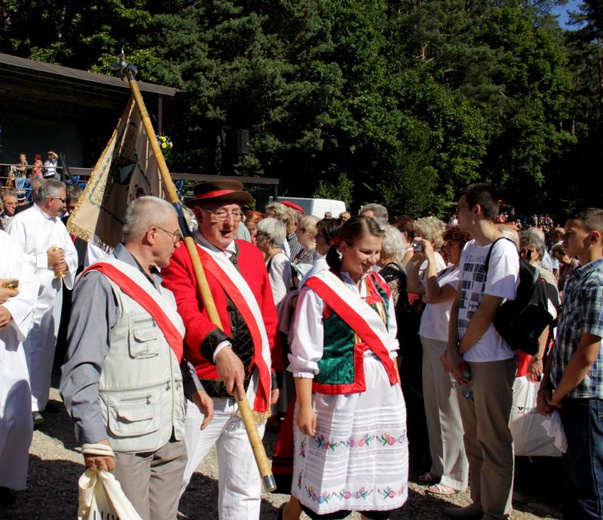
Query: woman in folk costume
xmin=289 ymin=215 xmax=408 ymax=520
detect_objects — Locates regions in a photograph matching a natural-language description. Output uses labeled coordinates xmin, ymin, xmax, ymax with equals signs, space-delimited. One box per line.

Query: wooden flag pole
xmin=118 ymin=52 xmax=276 ymax=492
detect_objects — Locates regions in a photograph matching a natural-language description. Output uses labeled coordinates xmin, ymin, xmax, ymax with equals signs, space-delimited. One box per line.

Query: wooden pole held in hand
xmin=118 ymin=51 xmax=276 ymax=492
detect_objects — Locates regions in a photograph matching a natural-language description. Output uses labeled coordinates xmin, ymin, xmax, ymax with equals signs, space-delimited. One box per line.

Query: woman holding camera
xmin=406 ymin=225 xmax=471 ymax=495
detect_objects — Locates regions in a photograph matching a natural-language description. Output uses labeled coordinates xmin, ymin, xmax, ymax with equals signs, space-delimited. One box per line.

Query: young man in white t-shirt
xmin=442 ymin=183 xmax=519 ymax=520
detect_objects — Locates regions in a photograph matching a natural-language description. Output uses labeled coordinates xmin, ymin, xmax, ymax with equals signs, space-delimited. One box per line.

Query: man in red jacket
xmin=162 ymin=180 xmax=279 ymax=519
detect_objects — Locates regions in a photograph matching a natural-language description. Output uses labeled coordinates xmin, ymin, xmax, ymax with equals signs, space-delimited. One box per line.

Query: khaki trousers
xmin=457 ymin=358 xmax=516 ymax=517
xmin=113 ymin=438 xmax=187 ymax=520
xmin=421 ymin=336 xmax=469 ymax=490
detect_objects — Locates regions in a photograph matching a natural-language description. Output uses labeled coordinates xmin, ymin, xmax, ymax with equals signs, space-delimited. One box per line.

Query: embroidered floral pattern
xmin=336 ymin=486 xmax=372 ymax=501
xmin=378 ymin=485 xmax=405 ymax=499
xmin=306 ymin=486 xmax=334 ymax=504
xmin=379 ymin=432 xmax=402 ymax=446
xmin=311 ymin=431 xmax=405 ymax=451
xmin=299 ymin=438 xmax=307 ymax=458
xmin=304 ymin=485 xmax=374 ymax=503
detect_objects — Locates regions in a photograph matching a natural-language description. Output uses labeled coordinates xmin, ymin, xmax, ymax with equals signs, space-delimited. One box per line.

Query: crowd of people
xmin=0 ymin=178 xmax=602 ymax=520
xmin=3 ymin=151 xmax=60 ymax=184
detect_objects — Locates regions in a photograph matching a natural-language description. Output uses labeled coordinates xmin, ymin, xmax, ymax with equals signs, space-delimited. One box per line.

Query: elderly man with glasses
xmin=6 ymin=179 xmax=78 ymax=425
xmin=162 ymin=180 xmax=279 ymax=519
xmin=60 ymin=196 xmax=213 ymax=520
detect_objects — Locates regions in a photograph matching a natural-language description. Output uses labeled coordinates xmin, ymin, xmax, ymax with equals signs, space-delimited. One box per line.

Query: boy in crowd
xmin=443 ymin=183 xmax=519 ymax=520
xmin=538 ymin=208 xmax=603 ymax=520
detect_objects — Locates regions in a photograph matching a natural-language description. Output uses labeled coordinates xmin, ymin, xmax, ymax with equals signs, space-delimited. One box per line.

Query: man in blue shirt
xmin=538 ymin=207 xmax=603 ymax=520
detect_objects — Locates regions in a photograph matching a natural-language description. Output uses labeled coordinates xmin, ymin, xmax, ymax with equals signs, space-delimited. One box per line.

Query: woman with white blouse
xmin=289 ymin=215 xmax=408 ymax=520
xmin=406 ymin=226 xmax=471 ymax=495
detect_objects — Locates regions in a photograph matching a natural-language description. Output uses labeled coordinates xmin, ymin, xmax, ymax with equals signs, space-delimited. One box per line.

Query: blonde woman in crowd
xmin=406 ymin=226 xmax=471 ymax=496
xmin=256 ymin=218 xmax=292 ymax=311
xmin=413 ymin=216 xmax=447 ymax=271
xmin=266 ymin=202 xmax=301 ymax=259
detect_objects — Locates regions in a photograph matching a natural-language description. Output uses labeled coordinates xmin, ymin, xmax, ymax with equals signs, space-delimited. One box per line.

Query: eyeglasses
xmin=156 ymin=226 xmax=182 ymax=244
xmin=203 ymin=207 xmax=243 ymax=222
xmin=51 ymin=197 xmax=66 ymax=203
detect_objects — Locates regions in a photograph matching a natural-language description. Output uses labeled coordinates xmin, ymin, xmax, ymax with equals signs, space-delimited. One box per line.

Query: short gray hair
xmin=359 ymin=203 xmax=388 ymax=225
xmin=257 ymin=217 xmax=287 ymax=247
xmin=122 ymin=196 xmax=177 ymax=243
xmin=1 ymin=190 xmax=18 ymax=202
xmin=380 ymin=224 xmax=405 ymax=262
xmin=37 ymin=179 xmax=66 ymax=203
xmin=520 ymin=228 xmax=545 ymax=258
xmin=66 ymin=184 xmax=83 ymax=203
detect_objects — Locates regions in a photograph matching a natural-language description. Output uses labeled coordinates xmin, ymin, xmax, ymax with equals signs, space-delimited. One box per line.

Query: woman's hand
xmin=414 ymin=237 xmax=435 ymax=258
xmin=296 ymin=403 xmax=316 ymax=437
xmin=528 ymin=357 xmax=543 ymax=381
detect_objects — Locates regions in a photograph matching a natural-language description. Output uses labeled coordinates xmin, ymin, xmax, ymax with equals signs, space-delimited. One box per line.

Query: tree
xmin=148 ymin=0 xmax=343 ymax=187
xmin=0 ymin=0 xmax=156 ymax=71
xmin=478 ymin=1 xmax=575 ymax=212
xmin=313 ymin=172 xmax=355 ymax=209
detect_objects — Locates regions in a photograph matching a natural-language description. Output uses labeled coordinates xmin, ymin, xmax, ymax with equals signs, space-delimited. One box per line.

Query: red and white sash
xmin=305 ymin=269 xmax=398 ymax=385
xmin=83 ymin=258 xmax=185 ymax=363
xmin=194 ymin=232 xmax=272 ymax=413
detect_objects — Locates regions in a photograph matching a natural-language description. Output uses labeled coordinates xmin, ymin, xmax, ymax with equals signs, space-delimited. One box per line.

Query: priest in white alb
xmin=0 ymin=230 xmax=39 ymax=506
xmin=7 ymin=179 xmax=78 ymax=424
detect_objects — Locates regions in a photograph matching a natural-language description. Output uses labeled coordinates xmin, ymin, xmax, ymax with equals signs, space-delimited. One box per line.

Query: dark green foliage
xmin=0 ymin=0 xmax=599 ymax=216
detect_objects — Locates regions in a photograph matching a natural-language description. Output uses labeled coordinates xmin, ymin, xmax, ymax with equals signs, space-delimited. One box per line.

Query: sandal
xmin=418 ymin=472 xmax=440 ymax=483
xmin=426 ymin=483 xmax=459 ymax=496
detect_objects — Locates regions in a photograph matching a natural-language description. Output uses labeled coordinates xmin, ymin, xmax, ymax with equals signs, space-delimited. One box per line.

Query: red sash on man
xmin=196 ymin=246 xmax=272 ymax=414
xmin=83 ymin=262 xmax=184 ymax=362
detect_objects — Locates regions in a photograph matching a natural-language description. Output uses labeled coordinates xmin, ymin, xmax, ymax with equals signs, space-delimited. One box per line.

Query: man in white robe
xmin=0 ymin=230 xmax=39 ymax=506
xmin=7 ymin=179 xmax=77 ymax=424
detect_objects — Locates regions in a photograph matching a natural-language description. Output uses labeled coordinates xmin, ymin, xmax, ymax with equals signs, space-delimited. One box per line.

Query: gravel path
xmin=1 ymin=383 xmax=563 ymax=519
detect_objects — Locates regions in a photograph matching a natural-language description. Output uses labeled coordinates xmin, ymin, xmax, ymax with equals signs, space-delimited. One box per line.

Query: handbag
xmin=509 ymin=376 xmax=562 ymax=457
xmin=78 ymin=468 xmax=143 ymax=520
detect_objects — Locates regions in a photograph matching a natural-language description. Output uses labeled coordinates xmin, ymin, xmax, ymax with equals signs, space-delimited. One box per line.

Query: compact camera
xmin=412 ymin=240 xmax=423 ymax=252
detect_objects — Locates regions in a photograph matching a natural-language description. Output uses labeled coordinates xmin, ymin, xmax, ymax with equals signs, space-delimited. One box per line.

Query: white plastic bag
xmin=78 ymin=468 xmax=143 ymax=520
xmin=541 ymin=409 xmax=568 ymax=453
xmin=510 ymin=376 xmax=562 ymax=457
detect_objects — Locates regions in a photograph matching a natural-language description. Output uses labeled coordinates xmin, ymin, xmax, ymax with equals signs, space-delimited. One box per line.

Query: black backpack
xmin=484 ymin=237 xmax=555 ymax=355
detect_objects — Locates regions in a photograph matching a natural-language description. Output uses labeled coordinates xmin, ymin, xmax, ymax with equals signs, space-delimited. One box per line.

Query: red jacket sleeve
xmin=162 ymin=241 xmax=282 ymax=378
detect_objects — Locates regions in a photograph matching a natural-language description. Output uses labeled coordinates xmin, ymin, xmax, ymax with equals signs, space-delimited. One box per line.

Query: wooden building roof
xmin=0 ymin=53 xmax=176 ymax=122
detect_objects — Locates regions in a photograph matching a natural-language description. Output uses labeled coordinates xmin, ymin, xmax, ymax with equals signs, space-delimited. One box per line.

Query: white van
xmin=271 ymin=197 xmax=346 ymax=218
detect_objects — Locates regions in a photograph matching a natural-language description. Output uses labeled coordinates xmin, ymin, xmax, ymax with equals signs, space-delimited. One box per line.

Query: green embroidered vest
xmin=314 ymin=272 xmax=390 ymax=394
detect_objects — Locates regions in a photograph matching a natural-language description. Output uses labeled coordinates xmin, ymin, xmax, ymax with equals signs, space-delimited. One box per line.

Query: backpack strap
xmin=483 ymin=236 xmax=518 ymax=277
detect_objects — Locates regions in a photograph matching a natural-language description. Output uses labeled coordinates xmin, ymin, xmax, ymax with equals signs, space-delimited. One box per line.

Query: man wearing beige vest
xmin=61 ymin=196 xmax=213 ymax=520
